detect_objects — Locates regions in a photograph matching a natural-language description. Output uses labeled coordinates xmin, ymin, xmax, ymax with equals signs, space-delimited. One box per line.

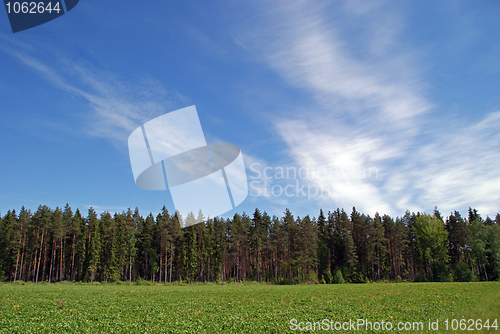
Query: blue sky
xmin=1 ymin=0 xmax=499 ymax=220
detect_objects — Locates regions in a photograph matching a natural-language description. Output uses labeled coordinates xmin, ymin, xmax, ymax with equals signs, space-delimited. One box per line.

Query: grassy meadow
xmin=1 ymin=282 xmax=499 ymax=333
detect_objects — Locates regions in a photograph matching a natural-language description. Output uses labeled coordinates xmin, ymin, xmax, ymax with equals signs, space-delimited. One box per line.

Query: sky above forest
xmin=1 ymin=0 xmax=499 ymax=220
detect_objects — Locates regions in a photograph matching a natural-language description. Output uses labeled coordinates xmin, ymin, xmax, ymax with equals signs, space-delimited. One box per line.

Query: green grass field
xmin=1 ymin=282 xmax=499 ymax=333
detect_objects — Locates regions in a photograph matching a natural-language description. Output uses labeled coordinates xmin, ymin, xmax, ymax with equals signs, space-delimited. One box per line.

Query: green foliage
xmin=331 ymin=269 xmax=345 ymax=284
xmin=350 ymin=271 xmax=368 ymax=284
xmin=414 ymin=214 xmax=449 ymax=278
xmin=0 ymin=204 xmax=498 ymax=285
xmin=486 ymin=224 xmax=500 ymax=281
xmin=277 ymin=277 xmax=291 ymax=285
xmin=454 ymin=262 xmax=474 ymax=282
xmin=306 ymin=270 xmax=318 ymax=284
xmin=413 ymin=272 xmax=428 ymax=283
xmin=0 ymin=270 xmax=7 ymax=283
xmin=135 ymin=277 xmax=152 ymax=286
xmin=322 ymin=270 xmax=332 ymax=284
xmin=433 ymin=261 xmax=452 ymax=282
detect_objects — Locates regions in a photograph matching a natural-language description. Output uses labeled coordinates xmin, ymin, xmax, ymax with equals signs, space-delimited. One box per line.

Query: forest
xmin=0 ymin=205 xmax=499 ymax=284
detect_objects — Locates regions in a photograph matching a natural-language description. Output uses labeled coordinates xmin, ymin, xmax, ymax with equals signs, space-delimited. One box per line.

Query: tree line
xmin=0 ymin=205 xmax=499 ymax=284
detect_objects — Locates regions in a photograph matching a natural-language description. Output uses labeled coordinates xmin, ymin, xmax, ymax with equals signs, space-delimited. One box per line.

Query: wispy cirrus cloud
xmin=237 ymin=0 xmax=500 ymax=217
xmin=2 ymin=40 xmax=186 ymax=145
xmin=395 ymin=110 xmax=500 ymax=216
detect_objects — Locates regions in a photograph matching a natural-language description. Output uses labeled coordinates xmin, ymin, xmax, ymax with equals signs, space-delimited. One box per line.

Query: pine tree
xmin=0 ymin=210 xmax=16 ymax=281
xmin=345 ymin=233 xmax=358 ymax=274
xmin=48 ymin=207 xmax=63 ymax=282
xmin=446 ymin=211 xmax=469 ymax=268
xmin=169 ymin=210 xmax=182 ymax=282
xmin=156 ymin=207 xmax=169 ymax=283
xmin=138 ymin=213 xmax=157 ymax=281
xmin=186 ymin=222 xmax=198 ymax=282
xmin=299 ymin=215 xmax=318 ymax=282
xmin=100 ymin=212 xmax=119 ymax=282
xmin=113 ymin=213 xmax=127 ymax=282
xmin=211 ymin=216 xmax=226 ymax=282
xmin=251 ymin=208 xmax=264 ymax=281
xmin=393 ymin=218 xmax=410 ymax=279
xmin=125 ymin=208 xmax=138 ymax=282
xmin=351 ymin=207 xmax=369 ymax=276
xmin=368 ymin=213 xmax=386 ymax=281
xmin=15 ymin=207 xmax=31 ymax=281
xmin=86 ymin=208 xmax=101 ymax=283
xmin=195 ymin=214 xmax=209 ymax=282
xmin=73 ymin=208 xmax=86 ymax=282
xmin=62 ymin=204 xmax=74 ymax=281
xmin=31 ymin=205 xmax=52 ymax=282
xmin=261 ymin=211 xmax=272 ymax=282
xmin=0 ymin=212 xmax=5 ymax=281
xmin=283 ymin=209 xmax=299 ymax=280
xmin=316 ymin=209 xmax=330 ymax=281
xmin=270 ymin=215 xmax=287 ymax=282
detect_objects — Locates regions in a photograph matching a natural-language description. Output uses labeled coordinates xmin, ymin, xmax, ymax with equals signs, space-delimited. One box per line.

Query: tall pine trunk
xmin=70 ymin=234 xmax=76 ymax=281
xmin=49 ymin=239 xmax=56 ymax=282
xmin=41 ymin=238 xmax=48 ymax=282
xmin=32 ymin=228 xmax=40 ymax=282
xmin=169 ymin=243 xmax=173 ymax=283
xmin=35 ymin=230 xmax=44 ymax=283
xmin=59 ymin=234 xmax=64 ymax=282
xmin=164 ymin=247 xmax=168 ymax=284
xmin=13 ymin=235 xmax=22 ymax=281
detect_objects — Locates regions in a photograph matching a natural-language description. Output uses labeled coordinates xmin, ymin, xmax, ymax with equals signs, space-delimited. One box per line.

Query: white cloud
xmin=4 ymin=44 xmax=186 ymax=146
xmin=239 ymin=0 xmax=500 ymax=217
xmin=398 ymin=113 xmax=500 ymax=216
